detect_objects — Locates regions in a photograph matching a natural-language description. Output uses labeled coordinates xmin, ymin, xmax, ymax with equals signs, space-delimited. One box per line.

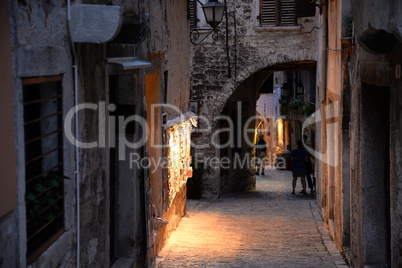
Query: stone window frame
xmin=22 ymin=75 xmax=66 ymax=264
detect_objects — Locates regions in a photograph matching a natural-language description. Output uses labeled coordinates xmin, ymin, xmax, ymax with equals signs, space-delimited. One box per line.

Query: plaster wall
xmin=137 ymin=0 xmax=191 ymax=262
xmin=5 ymin=1 xmax=76 ymax=267
xmin=3 ymin=0 xmax=191 ymax=266
xmin=351 ymin=0 xmax=402 ymax=41
xmin=0 ymin=2 xmax=18 ymax=266
xmin=318 ymin=0 xmax=355 ymax=255
xmin=320 ymin=1 xmax=402 ymax=264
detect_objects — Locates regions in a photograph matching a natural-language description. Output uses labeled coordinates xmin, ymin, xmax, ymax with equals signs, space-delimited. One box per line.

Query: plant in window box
xmin=288 ymin=98 xmax=305 ymax=111
xmin=25 ymin=171 xmax=66 ymax=237
xmin=280 ymin=98 xmax=305 ymax=115
xmin=305 ymin=102 xmax=315 ymax=116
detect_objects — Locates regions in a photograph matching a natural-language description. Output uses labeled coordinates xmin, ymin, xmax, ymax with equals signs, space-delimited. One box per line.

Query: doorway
xmin=361 ymin=83 xmax=390 ymax=266
xmin=108 ymin=74 xmax=147 ymax=266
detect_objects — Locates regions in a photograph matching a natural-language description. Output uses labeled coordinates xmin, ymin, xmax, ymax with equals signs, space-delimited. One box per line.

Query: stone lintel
xmin=360 ymin=61 xmax=393 ymax=87
xmin=70 ymin=4 xmax=122 ymax=43
xmin=17 ymin=45 xmax=70 ymax=77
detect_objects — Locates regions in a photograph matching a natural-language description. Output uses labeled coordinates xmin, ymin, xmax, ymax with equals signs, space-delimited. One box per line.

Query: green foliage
xmin=305 ymin=102 xmax=315 ymax=116
xmin=280 ymin=98 xmax=305 ymax=115
xmin=25 ymin=171 xmax=65 ymax=236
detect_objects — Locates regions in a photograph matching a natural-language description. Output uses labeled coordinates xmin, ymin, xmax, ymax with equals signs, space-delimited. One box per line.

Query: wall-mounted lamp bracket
xmin=190 ymin=28 xmax=219 ymax=45
xmin=189 ymin=0 xmax=236 ymax=78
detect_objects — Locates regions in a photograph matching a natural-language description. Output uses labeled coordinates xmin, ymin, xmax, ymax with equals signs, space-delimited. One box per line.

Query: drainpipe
xmin=67 ymin=1 xmax=80 ymax=267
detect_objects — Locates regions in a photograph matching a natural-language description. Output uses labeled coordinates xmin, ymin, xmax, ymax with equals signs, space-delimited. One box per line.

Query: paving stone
xmin=156 ymin=169 xmax=348 ymax=267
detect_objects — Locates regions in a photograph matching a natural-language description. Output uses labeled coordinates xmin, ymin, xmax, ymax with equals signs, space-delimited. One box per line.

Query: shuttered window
xmin=188 ymin=0 xmax=198 ymax=29
xmin=261 ymin=0 xmax=277 ymax=26
xmin=260 ymin=0 xmax=296 ymax=27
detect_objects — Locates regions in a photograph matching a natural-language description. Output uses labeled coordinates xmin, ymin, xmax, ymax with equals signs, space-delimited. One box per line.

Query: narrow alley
xmin=156 ymin=169 xmax=348 ymax=268
xmin=2 ymin=0 xmax=402 ymax=267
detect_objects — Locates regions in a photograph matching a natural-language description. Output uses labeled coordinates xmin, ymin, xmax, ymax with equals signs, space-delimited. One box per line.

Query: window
xmin=188 ymin=0 xmax=198 ymax=29
xmin=23 ymin=76 xmax=64 ymax=264
xmin=188 ymin=0 xmax=210 ymax=29
xmin=260 ymin=0 xmax=296 ymax=27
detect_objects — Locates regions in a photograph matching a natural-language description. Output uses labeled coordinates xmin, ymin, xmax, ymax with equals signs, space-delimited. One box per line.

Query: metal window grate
xmin=23 ymin=76 xmax=64 ymax=264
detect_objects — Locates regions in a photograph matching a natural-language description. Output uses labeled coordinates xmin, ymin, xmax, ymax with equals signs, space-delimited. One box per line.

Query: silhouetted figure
xmin=303 ymin=135 xmax=315 ymax=194
xmin=291 ymin=140 xmax=309 ymax=195
xmin=256 ymin=134 xmax=267 ymax=175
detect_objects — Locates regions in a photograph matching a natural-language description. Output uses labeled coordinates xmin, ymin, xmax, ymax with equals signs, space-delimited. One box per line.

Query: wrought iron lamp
xmin=190 ymin=0 xmax=225 ymax=45
xmin=296 ymin=81 xmax=304 ymax=98
xmin=281 ymin=82 xmax=290 ymax=98
xmin=189 ymin=0 xmax=235 ymax=78
xmin=202 ymin=0 xmax=225 ymax=29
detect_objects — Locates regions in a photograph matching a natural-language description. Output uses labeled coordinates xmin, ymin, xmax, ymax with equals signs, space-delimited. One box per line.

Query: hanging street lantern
xmin=296 ymin=81 xmax=304 ymax=99
xmin=202 ymin=0 xmax=225 ymax=31
xmin=190 ymin=0 xmax=234 ymax=78
xmin=281 ymin=82 xmax=289 ymax=98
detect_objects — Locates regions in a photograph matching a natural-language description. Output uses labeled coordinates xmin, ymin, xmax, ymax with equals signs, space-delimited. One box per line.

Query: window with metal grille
xmin=23 ymin=76 xmax=64 ymax=264
xmin=260 ymin=0 xmax=296 ymax=27
xmin=188 ymin=0 xmax=198 ymax=29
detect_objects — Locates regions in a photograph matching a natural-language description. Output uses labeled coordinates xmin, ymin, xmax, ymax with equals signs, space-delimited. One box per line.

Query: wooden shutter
xmin=261 ymin=0 xmax=296 ymax=27
xmin=261 ymin=0 xmax=276 ymax=26
xmin=188 ymin=0 xmax=198 ymax=29
xmin=280 ymin=0 xmax=296 ymax=26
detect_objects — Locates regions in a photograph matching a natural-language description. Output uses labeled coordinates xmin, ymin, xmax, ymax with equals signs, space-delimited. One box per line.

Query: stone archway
xmin=191 ymin=62 xmax=317 ymax=197
xmin=190 ymin=1 xmax=318 ymax=196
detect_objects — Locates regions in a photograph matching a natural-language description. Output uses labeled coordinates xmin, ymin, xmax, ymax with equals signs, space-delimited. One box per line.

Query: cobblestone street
xmin=156 ymin=169 xmax=349 ymax=267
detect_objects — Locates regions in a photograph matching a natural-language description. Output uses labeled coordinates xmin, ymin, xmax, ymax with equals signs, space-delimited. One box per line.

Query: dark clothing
xmin=281 ymin=151 xmax=292 ymax=171
xmin=256 ymin=138 xmax=267 ymax=175
xmin=256 ymin=138 xmax=267 ymax=157
xmin=305 ymin=155 xmax=314 ymax=189
xmin=291 ymin=148 xmax=309 ymax=177
xmin=306 ymin=173 xmax=313 ymax=189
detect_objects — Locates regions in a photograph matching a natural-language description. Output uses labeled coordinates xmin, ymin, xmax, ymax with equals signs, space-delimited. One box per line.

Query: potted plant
xmin=305 ymin=102 xmax=315 ymax=116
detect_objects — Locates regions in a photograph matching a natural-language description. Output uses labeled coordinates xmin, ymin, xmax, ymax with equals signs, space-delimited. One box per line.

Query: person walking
xmin=303 ymin=135 xmax=315 ymax=194
xmin=256 ymin=134 xmax=267 ymax=175
xmin=291 ymin=140 xmax=309 ymax=195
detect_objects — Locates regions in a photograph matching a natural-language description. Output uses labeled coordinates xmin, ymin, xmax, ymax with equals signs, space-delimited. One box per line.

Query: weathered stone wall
xmin=318 ymin=0 xmax=402 ymax=265
xmin=4 ymin=0 xmax=191 ymax=266
xmin=5 ymin=1 xmax=76 ymax=267
xmin=76 ymin=43 xmax=109 ymax=266
xmin=346 ymin=44 xmax=402 ymax=268
xmin=137 ymin=0 xmax=191 ymax=262
xmin=218 ymin=75 xmax=260 ymax=195
xmin=191 ymin=0 xmax=318 ymax=197
xmin=389 ymin=44 xmax=402 ymax=267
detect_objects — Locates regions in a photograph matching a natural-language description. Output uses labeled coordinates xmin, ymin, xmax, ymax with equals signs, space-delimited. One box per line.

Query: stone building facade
xmin=0 ymin=0 xmax=191 ymax=267
xmin=190 ymin=0 xmax=318 ymax=197
xmin=315 ymin=0 xmax=402 ymax=267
